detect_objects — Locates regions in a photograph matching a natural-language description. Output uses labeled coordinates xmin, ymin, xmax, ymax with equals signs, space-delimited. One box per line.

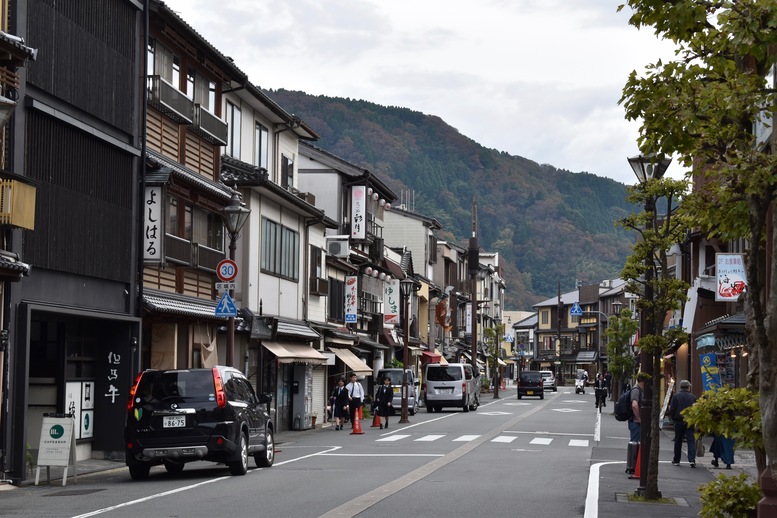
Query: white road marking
xmin=530 ymin=437 xmax=553 ymax=445
xmin=376 ymin=434 xmax=410 ymax=442
xmin=479 ymin=411 xmax=512 ymax=415
xmin=551 ymin=408 xmax=581 ymax=413
xmin=453 ymin=435 xmax=480 ymax=441
xmin=569 ymin=439 xmax=589 ymax=447
xmin=415 ymin=434 xmax=445 ymax=442
xmin=491 ymin=436 xmax=517 ymax=443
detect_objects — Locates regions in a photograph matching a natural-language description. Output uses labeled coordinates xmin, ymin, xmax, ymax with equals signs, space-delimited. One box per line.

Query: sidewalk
xmin=592 ymin=412 xmax=759 ymax=518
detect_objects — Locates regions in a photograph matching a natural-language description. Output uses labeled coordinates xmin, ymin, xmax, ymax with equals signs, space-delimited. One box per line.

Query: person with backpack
xmin=628 ymin=372 xmax=649 ymax=442
xmin=668 ymin=379 xmax=698 ymax=467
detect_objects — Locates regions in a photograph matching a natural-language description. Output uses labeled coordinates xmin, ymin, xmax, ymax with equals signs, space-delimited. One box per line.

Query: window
xmin=208 ymin=80 xmax=216 ymax=113
xmin=226 ymin=101 xmax=241 ymax=157
xmin=261 ymin=217 xmax=299 ymax=280
xmin=186 ymin=67 xmax=195 ymax=100
xmin=310 ymin=246 xmax=323 ymax=279
xmin=541 ymin=310 xmax=549 ymax=325
xmin=146 ymin=38 xmax=155 ymax=90
xmin=172 ymin=54 xmax=181 ymax=90
xmin=254 ymin=123 xmax=269 ymax=170
xmin=192 ymin=207 xmax=224 ymax=251
xmin=328 ymin=278 xmax=345 ymax=322
xmin=281 ymin=154 xmax=293 ymax=188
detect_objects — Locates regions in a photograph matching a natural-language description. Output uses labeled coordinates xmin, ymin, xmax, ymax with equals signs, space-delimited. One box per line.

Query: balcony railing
xmin=192 ymin=104 xmax=228 ymax=145
xmin=0 ymin=179 xmax=35 ymax=229
xmin=165 ymin=234 xmax=192 ymax=266
xmin=194 ymin=243 xmax=225 ymax=272
xmin=148 ymin=76 xmax=193 ymax=124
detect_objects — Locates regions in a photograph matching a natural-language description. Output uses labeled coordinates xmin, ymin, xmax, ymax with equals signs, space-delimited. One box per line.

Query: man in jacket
xmin=669 ymin=379 xmax=698 ymax=467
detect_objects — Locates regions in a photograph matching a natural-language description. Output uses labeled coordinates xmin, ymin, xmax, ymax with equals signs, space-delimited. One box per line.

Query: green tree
xmin=484 ymin=323 xmax=505 ymax=398
xmin=604 ymin=308 xmax=640 ymax=400
xmin=619 ymin=0 xmax=777 ymax=484
xmin=617 ymin=174 xmax=691 ymax=500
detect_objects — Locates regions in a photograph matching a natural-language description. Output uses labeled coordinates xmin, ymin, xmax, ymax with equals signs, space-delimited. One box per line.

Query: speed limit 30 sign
xmin=216 ymin=259 xmax=238 ymax=282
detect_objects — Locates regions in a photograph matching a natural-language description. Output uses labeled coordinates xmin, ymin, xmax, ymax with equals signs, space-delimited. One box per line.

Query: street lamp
xmin=219 ymin=190 xmax=251 ymax=367
xmin=628 ymin=153 xmax=671 ymax=496
xmin=399 ymin=276 xmax=415 ymax=424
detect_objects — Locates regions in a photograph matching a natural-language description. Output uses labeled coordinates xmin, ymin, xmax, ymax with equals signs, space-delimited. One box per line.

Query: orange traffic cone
xmin=372 ymin=411 xmax=381 ymax=428
xmin=351 ymin=406 xmax=365 ymax=435
xmin=629 ymin=445 xmax=641 ymax=480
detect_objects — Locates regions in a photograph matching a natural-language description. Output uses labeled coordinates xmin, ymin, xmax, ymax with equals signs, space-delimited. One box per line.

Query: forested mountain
xmin=268 ymin=89 xmax=636 ymax=310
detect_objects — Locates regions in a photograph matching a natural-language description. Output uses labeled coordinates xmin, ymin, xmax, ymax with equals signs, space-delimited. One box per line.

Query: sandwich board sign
xmin=36 ymin=413 xmax=78 ymax=486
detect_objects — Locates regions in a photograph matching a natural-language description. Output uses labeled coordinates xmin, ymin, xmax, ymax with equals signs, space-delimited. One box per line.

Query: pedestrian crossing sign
xmin=215 ymin=291 xmax=238 ymax=317
xmin=570 ymin=302 xmax=583 ymax=316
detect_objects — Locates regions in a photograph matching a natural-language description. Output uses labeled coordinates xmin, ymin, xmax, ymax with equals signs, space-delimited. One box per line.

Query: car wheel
xmin=128 ymin=464 xmax=150 ymax=480
xmin=552 ymin=387 xmax=557 ymax=392
xmin=470 ymin=395 xmax=479 ymax=411
xmin=540 ymin=393 xmax=545 ymax=400
xmin=434 ymin=405 xmax=442 ymax=412
xmin=163 ymin=460 xmax=184 ymax=474
xmin=517 ymin=394 xmax=522 ymax=399
xmin=426 ymin=404 xmax=433 ymax=413
xmin=410 ymin=400 xmax=417 ymax=416
xmin=463 ymin=399 xmax=470 ymax=412
xmin=255 ymin=428 xmax=274 ymax=468
xmin=229 ymin=433 xmax=248 ymax=476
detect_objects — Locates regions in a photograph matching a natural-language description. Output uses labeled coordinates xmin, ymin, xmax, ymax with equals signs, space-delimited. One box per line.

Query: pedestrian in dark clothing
xmin=346 ymin=373 xmax=364 ymax=428
xmin=603 ymin=371 xmax=612 ymax=398
xmin=593 ymin=373 xmax=607 ymax=409
xmin=628 ymin=372 xmax=648 ymax=443
xmin=332 ymin=378 xmax=349 ymax=430
xmin=375 ymin=376 xmax=394 ymax=429
xmin=710 ymin=433 xmax=735 ymax=469
xmin=669 ymin=379 xmax=698 ymax=467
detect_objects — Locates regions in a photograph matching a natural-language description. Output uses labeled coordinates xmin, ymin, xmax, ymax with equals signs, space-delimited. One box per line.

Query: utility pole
xmin=468 ymin=198 xmax=479 ymax=377
xmin=556 ymin=281 xmax=563 ymax=383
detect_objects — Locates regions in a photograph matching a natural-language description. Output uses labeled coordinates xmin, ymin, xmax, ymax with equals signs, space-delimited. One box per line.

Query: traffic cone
xmin=372 ymin=411 xmax=381 ymax=428
xmin=629 ymin=445 xmax=641 ymax=480
xmin=351 ymin=406 xmax=364 ymax=435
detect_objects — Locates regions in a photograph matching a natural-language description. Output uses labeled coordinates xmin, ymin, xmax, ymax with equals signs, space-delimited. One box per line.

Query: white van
xmin=375 ymin=368 xmax=419 ymax=415
xmin=423 ymin=363 xmax=480 ymax=412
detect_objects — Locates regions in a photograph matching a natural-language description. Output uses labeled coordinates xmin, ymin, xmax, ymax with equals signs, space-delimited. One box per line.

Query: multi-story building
xmin=4 ymin=0 xmax=143 ymax=483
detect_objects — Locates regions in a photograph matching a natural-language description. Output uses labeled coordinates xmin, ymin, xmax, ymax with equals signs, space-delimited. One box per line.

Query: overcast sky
xmin=163 ymin=0 xmax=679 ymax=185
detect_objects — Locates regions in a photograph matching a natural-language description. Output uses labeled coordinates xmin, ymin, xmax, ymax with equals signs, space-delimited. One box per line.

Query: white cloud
xmin=164 ymin=0 xmax=681 ymax=183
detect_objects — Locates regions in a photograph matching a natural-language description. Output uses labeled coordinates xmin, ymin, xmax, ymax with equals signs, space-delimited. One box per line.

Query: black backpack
xmin=614 ymin=390 xmax=633 ymax=421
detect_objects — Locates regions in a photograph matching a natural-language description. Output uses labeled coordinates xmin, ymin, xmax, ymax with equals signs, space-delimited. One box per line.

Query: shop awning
xmin=576 ymin=351 xmax=598 ymax=364
xmin=262 ymin=342 xmax=327 ymax=365
xmin=328 ymin=347 xmax=372 ymax=376
xmin=497 ymin=358 xmax=507 ymax=366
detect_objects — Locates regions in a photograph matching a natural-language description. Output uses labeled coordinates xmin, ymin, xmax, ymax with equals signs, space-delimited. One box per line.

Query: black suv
xmin=516 ymin=370 xmax=544 ymax=399
xmin=125 ymin=366 xmax=274 ymax=480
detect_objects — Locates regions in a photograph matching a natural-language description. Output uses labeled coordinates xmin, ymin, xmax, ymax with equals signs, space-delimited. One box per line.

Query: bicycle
xmin=595 ymin=388 xmax=607 ymax=413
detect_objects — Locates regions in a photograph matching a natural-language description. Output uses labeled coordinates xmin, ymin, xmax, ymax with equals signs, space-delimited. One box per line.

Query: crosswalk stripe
xmin=569 ymin=439 xmax=589 ymax=447
xmin=376 ymin=434 xmax=411 ymax=442
xmin=530 ymin=438 xmax=553 ymax=445
xmin=491 ymin=436 xmax=517 ymax=443
xmin=415 ymin=435 xmax=445 ymax=442
xmin=453 ymin=435 xmax=481 ymax=441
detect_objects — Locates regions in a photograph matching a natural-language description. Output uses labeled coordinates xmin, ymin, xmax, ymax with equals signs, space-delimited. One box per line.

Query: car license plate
xmin=393 ymin=387 xmax=400 ymax=394
xmin=163 ymin=415 xmax=186 ymax=428
xmin=527 ymin=391 xmax=534 ymax=395
xmin=441 ymin=388 xmax=454 ymax=394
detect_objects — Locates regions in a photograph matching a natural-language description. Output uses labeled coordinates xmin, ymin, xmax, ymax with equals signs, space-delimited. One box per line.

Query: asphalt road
xmin=0 ymin=387 xmax=608 ymax=518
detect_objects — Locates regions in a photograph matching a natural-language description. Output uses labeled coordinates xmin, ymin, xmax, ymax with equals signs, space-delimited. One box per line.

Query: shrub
xmin=698 ymin=472 xmax=760 ymax=518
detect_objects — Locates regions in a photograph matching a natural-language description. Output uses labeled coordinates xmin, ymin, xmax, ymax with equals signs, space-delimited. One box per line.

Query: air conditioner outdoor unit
xmin=326 ymin=236 xmax=350 ymax=258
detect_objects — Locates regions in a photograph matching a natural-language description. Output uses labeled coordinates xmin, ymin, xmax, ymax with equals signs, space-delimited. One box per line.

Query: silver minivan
xmin=423 ymin=363 xmax=480 ymax=412
xmin=376 ymin=368 xmax=419 ymax=416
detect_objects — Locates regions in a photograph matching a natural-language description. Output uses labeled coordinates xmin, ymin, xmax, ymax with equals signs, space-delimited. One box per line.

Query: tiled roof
xmin=143 ymin=289 xmax=227 ymax=321
xmin=146 ymin=149 xmax=233 ymax=202
xmin=276 ymin=319 xmax=321 ymax=340
xmin=0 ymin=251 xmax=29 ymax=277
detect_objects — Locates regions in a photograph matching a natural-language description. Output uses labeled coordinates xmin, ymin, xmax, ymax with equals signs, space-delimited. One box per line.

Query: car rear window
xmin=426 ymin=367 xmax=463 ymax=382
xmin=378 ymin=370 xmax=404 ymax=385
xmin=520 ymin=372 xmax=542 ymax=381
xmin=136 ymin=370 xmax=215 ymax=401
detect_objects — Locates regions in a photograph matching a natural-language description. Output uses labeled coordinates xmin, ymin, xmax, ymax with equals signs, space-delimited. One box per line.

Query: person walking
xmin=603 ymin=371 xmax=612 ymax=398
xmin=375 ymin=375 xmax=393 ymax=429
xmin=669 ymin=379 xmax=698 ymax=467
xmin=710 ymin=433 xmax=735 ymax=469
xmin=346 ymin=373 xmax=364 ymax=429
xmin=332 ymin=377 xmax=349 ymax=430
xmin=593 ymin=372 xmax=607 ymax=409
xmin=628 ymin=372 xmax=648 ymax=443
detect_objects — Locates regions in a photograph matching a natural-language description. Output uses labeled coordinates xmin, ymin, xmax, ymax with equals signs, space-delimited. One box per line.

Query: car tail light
xmin=462 ymin=382 xmax=466 ymax=394
xmin=212 ymin=367 xmax=227 ymax=408
xmin=127 ymin=372 xmax=143 ymax=412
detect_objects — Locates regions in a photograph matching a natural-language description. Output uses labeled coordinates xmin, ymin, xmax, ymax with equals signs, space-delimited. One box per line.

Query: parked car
xmin=423 ymin=362 xmax=480 ymax=412
xmin=124 ymin=366 xmax=274 ymax=480
xmin=516 ymin=370 xmax=544 ymax=399
xmin=540 ymin=370 xmax=557 ymax=391
xmin=376 ymin=368 xmax=419 ymax=415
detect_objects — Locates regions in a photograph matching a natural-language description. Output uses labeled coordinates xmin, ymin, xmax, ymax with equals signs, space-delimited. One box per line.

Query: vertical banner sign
xmin=384 ymin=278 xmax=400 ymax=324
xmin=350 ymin=186 xmax=366 ymax=240
xmin=716 ymin=253 xmax=747 ymax=301
xmin=465 ymin=303 xmax=472 ymax=335
xmin=345 ymin=275 xmax=358 ymax=323
xmin=81 ymin=381 xmax=95 ymax=439
xmin=700 ymin=352 xmax=721 ymax=391
xmin=144 ymin=186 xmax=163 ymax=261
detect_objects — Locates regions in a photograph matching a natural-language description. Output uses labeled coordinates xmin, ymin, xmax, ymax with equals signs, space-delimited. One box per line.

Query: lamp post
xmin=627 ymin=153 xmax=671 ymax=496
xmin=219 ymin=190 xmax=251 ymax=367
xmin=399 ymin=277 xmax=414 ymax=424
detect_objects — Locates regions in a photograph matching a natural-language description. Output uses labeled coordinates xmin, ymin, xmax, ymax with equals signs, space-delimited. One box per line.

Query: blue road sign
xmin=215 ymin=291 xmax=238 ymax=317
xmin=570 ymin=302 xmax=583 ymax=316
